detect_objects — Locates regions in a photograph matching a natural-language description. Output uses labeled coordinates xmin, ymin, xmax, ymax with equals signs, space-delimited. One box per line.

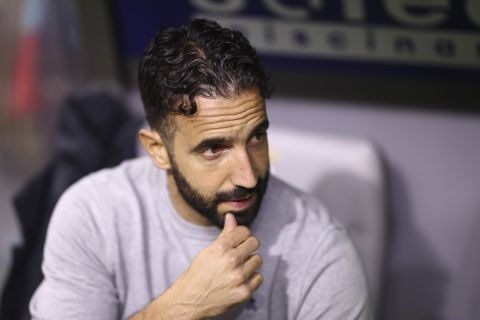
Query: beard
xmin=169 ymin=157 xmax=269 ymax=229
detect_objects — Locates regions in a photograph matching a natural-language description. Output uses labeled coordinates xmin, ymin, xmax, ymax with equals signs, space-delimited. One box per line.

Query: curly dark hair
xmin=137 ymin=18 xmax=273 ymax=145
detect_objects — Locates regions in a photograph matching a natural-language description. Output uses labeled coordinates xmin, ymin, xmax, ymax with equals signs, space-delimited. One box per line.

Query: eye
xmin=248 ymin=131 xmax=267 ymax=146
xmin=202 ymin=145 xmax=225 ymax=159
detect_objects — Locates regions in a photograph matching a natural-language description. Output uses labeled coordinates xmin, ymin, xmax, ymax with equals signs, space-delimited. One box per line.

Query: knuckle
xmin=216 ymin=240 xmax=229 ymax=253
xmin=231 ymin=270 xmax=245 ymax=284
xmin=227 ymin=253 xmax=241 ymax=267
xmin=238 ymin=226 xmax=251 ymax=238
xmin=237 ymin=286 xmax=251 ymax=302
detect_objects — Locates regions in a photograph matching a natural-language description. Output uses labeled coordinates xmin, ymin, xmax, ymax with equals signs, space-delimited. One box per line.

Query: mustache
xmin=212 ymin=170 xmax=269 ymax=204
xmin=214 ymin=186 xmax=257 ymax=202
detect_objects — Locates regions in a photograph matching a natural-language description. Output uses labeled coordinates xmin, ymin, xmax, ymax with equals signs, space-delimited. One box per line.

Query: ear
xmin=139 ymin=129 xmax=172 ymax=170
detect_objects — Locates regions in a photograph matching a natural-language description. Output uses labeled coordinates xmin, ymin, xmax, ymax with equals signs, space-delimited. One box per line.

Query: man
xmin=30 ymin=19 xmax=370 ymax=319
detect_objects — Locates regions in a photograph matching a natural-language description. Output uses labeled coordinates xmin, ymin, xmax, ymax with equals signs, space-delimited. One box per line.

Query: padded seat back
xmin=268 ymin=126 xmax=387 ymax=312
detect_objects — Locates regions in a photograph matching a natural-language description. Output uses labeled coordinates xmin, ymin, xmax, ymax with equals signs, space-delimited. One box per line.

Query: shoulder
xmin=67 ymin=157 xmax=156 ymax=193
xmin=260 ymin=176 xmax=371 ymax=318
xmin=44 ymin=157 xmax=162 ymax=268
xmin=261 ymin=174 xmax=360 ymax=261
xmin=49 ymin=157 xmax=162 ymax=243
xmin=260 ymin=175 xmax=341 ymax=239
xmin=58 ymin=157 xmax=159 ymax=212
xmin=257 ymin=174 xmax=354 ymax=270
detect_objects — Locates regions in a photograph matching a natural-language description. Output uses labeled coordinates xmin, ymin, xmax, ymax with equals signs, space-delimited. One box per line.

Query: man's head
xmin=138 ymin=19 xmax=273 ymax=228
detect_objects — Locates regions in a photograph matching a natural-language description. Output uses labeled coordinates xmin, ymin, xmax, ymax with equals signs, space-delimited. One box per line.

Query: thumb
xmin=223 ymin=213 xmax=237 ymax=233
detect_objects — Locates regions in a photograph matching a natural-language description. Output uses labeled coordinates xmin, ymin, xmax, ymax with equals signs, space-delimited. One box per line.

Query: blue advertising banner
xmin=113 ymin=0 xmax=480 ymax=77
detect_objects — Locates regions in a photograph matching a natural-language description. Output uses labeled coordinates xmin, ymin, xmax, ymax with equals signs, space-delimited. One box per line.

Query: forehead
xmin=174 ymin=88 xmax=267 ymax=140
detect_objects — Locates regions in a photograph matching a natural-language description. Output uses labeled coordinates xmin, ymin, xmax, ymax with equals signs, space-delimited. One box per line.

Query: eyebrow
xmin=190 ymin=136 xmax=234 ymax=154
xmin=248 ymin=118 xmax=270 ymax=139
xmin=190 ymin=118 xmax=270 ymax=154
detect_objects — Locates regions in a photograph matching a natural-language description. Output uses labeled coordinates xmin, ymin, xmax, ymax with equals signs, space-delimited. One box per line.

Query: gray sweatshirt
xmin=30 ymin=157 xmax=371 ymax=319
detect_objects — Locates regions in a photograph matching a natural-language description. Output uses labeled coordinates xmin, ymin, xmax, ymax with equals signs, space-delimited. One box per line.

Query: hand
xmin=166 ymin=213 xmax=263 ymax=319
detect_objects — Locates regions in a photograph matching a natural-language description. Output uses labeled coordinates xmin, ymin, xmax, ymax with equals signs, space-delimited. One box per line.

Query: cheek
xmin=183 ymin=160 xmax=228 ymax=195
xmin=252 ymin=142 xmax=270 ymax=174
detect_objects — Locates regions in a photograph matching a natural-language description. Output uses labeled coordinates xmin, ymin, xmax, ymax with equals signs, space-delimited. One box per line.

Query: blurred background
xmin=1 ymin=0 xmax=479 ymax=319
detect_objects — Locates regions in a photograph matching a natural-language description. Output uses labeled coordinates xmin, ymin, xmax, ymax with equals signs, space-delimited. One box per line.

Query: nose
xmin=231 ymin=149 xmax=257 ymax=189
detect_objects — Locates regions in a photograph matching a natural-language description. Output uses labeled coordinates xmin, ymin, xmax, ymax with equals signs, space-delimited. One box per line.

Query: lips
xmin=224 ymin=194 xmax=255 ymax=210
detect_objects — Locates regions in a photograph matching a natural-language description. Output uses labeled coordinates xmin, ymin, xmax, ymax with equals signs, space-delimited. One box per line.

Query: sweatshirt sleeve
xmin=294 ymin=224 xmax=372 ymax=320
xmin=29 ymin=179 xmax=119 ymax=320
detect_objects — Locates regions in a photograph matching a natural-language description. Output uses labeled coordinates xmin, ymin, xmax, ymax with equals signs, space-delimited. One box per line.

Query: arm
xmin=128 ymin=213 xmax=263 ymax=320
xmin=30 ymin=184 xmax=119 ymax=320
